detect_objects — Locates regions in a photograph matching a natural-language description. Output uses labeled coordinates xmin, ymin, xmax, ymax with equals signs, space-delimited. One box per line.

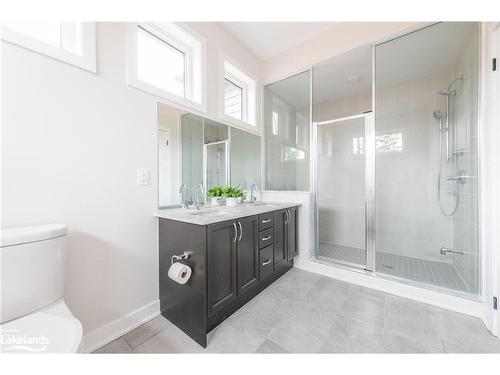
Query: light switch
xmin=137 ymin=168 xmax=150 ymax=186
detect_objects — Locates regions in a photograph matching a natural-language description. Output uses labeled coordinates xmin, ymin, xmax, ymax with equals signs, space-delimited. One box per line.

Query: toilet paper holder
xmin=171 ymin=251 xmax=190 ymax=265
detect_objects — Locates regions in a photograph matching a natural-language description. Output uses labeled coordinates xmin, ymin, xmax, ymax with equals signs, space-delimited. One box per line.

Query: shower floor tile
xmin=318 ymin=242 xmax=472 ymax=293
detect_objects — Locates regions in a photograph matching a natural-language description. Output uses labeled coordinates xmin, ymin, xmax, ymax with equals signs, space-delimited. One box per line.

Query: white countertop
xmin=155 ymin=201 xmax=300 ymax=225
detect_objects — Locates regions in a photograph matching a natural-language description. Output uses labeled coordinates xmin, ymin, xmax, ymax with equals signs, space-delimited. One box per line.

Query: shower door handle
xmin=364 ymin=202 xmax=367 ymax=249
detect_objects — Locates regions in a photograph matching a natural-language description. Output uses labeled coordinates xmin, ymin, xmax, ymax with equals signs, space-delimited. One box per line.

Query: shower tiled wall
xmin=375 ymin=70 xmax=456 ymax=262
xmin=264 ymin=71 xmax=311 ymax=191
xmin=317 ymin=117 xmax=366 ymax=250
xmin=314 ymin=91 xmax=371 ymax=251
xmin=313 ymin=90 xmax=372 ymax=123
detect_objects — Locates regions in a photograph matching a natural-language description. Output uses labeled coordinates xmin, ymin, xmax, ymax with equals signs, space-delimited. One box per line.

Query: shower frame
xmin=312 ymin=113 xmax=376 ymax=272
xmin=309 ymin=23 xmax=482 ymax=300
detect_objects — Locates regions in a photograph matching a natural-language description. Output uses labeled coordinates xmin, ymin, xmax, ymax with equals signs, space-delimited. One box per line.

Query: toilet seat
xmin=0 ymin=299 xmax=82 ymax=353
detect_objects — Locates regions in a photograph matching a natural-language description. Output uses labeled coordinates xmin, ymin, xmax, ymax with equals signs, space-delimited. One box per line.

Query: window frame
xmin=223 ymin=77 xmax=244 ymax=121
xmin=127 ymin=22 xmax=207 ymax=113
xmin=219 ymin=53 xmax=258 ymax=133
xmin=0 ymin=22 xmax=96 ymax=72
xmin=136 ymin=24 xmax=187 ymax=98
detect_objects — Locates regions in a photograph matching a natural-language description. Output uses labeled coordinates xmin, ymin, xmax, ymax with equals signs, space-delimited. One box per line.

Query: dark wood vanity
xmin=158 ymin=206 xmax=299 ymax=347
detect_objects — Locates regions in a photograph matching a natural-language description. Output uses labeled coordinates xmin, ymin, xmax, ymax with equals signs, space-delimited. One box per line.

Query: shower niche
xmin=311 ymin=22 xmax=480 ymax=297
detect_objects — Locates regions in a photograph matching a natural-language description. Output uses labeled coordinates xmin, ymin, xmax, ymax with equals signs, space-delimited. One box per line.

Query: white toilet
xmin=0 ymin=224 xmax=83 ymax=353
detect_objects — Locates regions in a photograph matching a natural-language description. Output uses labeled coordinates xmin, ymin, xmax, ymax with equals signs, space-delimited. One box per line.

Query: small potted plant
xmin=208 ymin=186 xmax=223 ymax=206
xmin=222 ymin=186 xmax=245 ymax=207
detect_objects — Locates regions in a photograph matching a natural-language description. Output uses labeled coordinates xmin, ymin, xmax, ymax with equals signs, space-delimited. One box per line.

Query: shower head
xmin=433 ymin=110 xmax=445 ymax=120
xmin=438 ymin=88 xmax=454 ymax=96
xmin=438 ymin=75 xmax=464 ymax=96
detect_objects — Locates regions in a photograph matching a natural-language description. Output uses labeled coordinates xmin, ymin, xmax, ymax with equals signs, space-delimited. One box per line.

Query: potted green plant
xmin=222 ymin=186 xmax=245 ymax=207
xmin=207 ymin=186 xmax=223 ymax=206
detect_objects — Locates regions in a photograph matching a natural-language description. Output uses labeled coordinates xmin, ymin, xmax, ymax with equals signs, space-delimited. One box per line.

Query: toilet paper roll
xmin=168 ymin=262 xmax=192 ymax=284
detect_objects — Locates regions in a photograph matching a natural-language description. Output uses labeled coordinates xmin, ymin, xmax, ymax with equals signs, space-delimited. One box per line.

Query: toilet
xmin=0 ymin=224 xmax=83 ymax=353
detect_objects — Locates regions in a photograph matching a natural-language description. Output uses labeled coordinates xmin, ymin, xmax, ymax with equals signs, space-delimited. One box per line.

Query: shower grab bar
xmin=447 ymin=175 xmax=475 ymax=180
xmin=440 ymin=247 xmax=475 ymax=256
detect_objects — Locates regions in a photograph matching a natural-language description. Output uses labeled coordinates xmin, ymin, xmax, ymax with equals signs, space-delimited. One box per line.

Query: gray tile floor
xmin=94 ymin=268 xmax=500 ymax=354
xmin=318 ymin=242 xmax=471 ymax=293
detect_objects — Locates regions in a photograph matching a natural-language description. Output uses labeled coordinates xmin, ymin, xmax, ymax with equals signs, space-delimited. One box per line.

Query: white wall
xmin=1 ymin=21 xmax=263 ymax=351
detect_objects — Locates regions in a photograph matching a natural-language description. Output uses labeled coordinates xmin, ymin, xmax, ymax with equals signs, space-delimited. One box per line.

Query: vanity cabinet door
xmin=207 ymin=220 xmax=238 ymax=315
xmin=273 ymin=209 xmax=287 ymax=269
xmin=286 ymin=207 xmax=298 ymax=260
xmin=236 ymin=215 xmax=259 ymax=296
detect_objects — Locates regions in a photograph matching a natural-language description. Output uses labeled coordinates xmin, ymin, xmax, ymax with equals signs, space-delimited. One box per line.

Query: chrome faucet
xmin=250 ymin=184 xmax=259 ymax=203
xmin=195 ymin=184 xmax=206 ymax=210
xmin=179 ymin=184 xmax=192 ymax=208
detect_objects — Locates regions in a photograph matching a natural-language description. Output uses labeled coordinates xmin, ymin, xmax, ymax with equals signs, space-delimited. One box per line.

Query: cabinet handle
xmin=237 ymin=221 xmax=243 ymax=242
xmin=262 ymin=235 xmax=272 ymax=241
xmin=262 ymin=259 xmax=272 ymax=266
xmin=285 ymin=210 xmax=290 ymax=224
xmin=233 ymin=222 xmax=238 ymax=243
xmin=262 ymin=218 xmax=272 ymax=223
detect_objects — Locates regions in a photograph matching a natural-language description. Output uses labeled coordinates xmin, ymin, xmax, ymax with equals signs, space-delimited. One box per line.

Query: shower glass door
xmin=316 ymin=114 xmax=372 ymax=269
xmin=204 ymin=141 xmax=228 ymax=193
xmin=374 ymin=22 xmax=479 ymax=295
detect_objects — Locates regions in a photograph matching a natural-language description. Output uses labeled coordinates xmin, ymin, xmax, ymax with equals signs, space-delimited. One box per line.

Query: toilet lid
xmin=0 ymin=299 xmax=82 ymax=353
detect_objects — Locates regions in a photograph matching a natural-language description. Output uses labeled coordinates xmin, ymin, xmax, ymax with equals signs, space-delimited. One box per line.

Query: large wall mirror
xmin=158 ymin=102 xmax=261 ymax=209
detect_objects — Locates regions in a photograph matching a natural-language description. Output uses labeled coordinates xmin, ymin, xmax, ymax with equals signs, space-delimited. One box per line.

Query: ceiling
xmin=220 ymin=22 xmax=337 ymax=60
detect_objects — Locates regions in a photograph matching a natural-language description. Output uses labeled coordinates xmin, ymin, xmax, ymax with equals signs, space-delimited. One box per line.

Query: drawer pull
xmin=262 ymin=235 xmax=272 ymax=241
xmin=262 ymin=259 xmax=272 ymax=266
xmin=232 ymin=222 xmax=238 ymax=243
xmin=261 ymin=219 xmax=272 ymax=223
xmin=238 ymin=221 xmax=243 ymax=242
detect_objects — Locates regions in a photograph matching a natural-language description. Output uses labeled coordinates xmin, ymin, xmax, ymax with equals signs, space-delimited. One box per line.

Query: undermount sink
xmin=190 ymin=209 xmax=229 ymax=217
xmin=247 ymin=202 xmax=279 ymax=207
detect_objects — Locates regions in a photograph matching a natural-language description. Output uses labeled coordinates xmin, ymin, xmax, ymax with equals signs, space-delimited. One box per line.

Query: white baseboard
xmin=294 ymin=258 xmax=493 ymax=335
xmin=82 ymin=299 xmax=160 ymax=353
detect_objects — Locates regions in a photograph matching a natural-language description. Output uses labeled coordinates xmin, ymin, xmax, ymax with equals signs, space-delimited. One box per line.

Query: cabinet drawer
xmin=258 ymin=228 xmax=273 ymax=249
xmin=259 ymin=244 xmax=274 ymax=280
xmin=258 ymin=212 xmax=274 ymax=231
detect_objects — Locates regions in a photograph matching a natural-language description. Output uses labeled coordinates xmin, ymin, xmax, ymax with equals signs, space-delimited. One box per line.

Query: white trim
xmin=294 ymin=258 xmax=487 ymax=323
xmin=82 ymin=299 xmax=160 ymax=353
xmin=0 ymin=23 xmax=96 ymax=73
xmin=218 ymin=51 xmax=260 ymax=134
xmin=126 ymin=22 xmax=207 ymax=114
xmin=480 ymin=22 xmax=500 ymax=337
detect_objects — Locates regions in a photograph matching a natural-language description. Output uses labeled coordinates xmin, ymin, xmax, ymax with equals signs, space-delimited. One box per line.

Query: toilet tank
xmin=0 ymin=224 xmax=67 ymax=324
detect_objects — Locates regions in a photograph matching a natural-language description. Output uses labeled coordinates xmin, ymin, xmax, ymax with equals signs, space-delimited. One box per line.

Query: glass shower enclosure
xmin=311 ymin=22 xmax=480 ymax=297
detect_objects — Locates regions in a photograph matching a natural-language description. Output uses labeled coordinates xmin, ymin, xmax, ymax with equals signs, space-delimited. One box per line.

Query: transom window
xmin=137 ymin=26 xmax=186 ymax=98
xmin=0 ymin=22 xmax=96 ymax=71
xmin=222 ymin=59 xmax=257 ymax=128
xmin=224 ymin=78 xmax=243 ymax=120
xmin=128 ymin=23 xmax=205 ymax=111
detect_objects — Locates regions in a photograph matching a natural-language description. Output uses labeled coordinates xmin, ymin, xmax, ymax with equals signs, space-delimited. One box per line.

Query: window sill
xmin=128 ymin=77 xmax=207 ymax=114
xmin=219 ymin=114 xmax=259 ymax=135
xmin=0 ymin=24 xmax=96 ymax=73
